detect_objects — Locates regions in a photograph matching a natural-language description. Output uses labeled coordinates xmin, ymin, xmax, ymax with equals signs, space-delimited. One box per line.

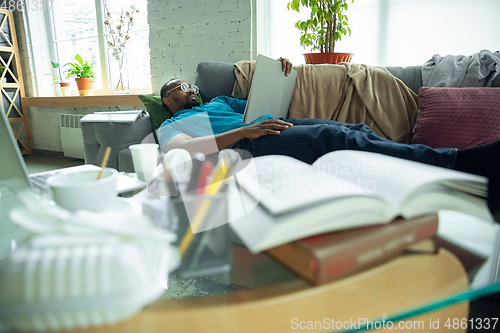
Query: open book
xmin=80 ymin=110 xmax=142 ymax=123
xmin=229 ymin=151 xmax=493 ymax=253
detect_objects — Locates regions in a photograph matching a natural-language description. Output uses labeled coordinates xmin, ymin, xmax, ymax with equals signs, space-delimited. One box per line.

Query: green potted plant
xmin=64 ymin=54 xmax=96 ymax=96
xmin=49 ymin=61 xmax=71 ymax=96
xmin=288 ymin=0 xmax=355 ymax=64
xmin=0 ymin=65 xmax=5 ymax=83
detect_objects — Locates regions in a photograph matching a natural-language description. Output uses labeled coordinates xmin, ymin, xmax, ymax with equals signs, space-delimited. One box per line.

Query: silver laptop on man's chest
xmin=242 ymin=54 xmax=298 ymax=124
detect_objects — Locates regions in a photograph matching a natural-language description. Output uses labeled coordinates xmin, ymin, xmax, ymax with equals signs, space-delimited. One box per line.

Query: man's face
xmin=165 ymin=80 xmax=200 ymax=110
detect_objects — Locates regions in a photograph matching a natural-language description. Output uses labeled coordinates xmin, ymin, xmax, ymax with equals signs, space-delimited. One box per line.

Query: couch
xmin=81 ymin=60 xmax=500 ymax=172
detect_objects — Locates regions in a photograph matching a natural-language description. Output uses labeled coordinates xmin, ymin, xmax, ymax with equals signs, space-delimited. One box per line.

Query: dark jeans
xmin=233 ymin=118 xmax=456 ymax=167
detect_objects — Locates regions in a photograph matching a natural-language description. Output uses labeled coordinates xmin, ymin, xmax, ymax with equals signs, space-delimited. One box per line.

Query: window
xmin=265 ymin=0 xmax=500 ymax=67
xmin=47 ymin=0 xmax=150 ymax=94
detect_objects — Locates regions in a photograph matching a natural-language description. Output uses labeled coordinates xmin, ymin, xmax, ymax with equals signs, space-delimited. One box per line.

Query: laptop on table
xmin=0 ymin=110 xmax=145 ymax=202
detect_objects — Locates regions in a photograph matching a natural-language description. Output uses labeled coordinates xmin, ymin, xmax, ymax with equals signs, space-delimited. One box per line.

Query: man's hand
xmin=164 ymin=120 xmax=293 ymax=156
xmin=240 ymin=119 xmax=293 ymax=139
xmin=278 ymin=57 xmax=293 ymax=77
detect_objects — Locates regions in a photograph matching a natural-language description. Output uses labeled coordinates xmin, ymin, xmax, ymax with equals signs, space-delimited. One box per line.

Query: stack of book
xmin=266 ymin=214 xmax=439 ymax=285
xmin=80 ymin=110 xmax=143 ymax=123
xmin=228 ymin=150 xmax=492 ymax=284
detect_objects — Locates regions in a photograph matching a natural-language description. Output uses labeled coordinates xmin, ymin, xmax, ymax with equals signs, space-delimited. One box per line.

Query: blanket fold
xmin=233 ymin=61 xmax=419 ymax=144
xmin=422 ymin=49 xmax=500 ymax=88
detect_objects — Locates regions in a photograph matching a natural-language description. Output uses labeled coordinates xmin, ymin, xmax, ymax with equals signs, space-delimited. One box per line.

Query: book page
xmin=81 ymin=111 xmax=141 ymax=123
xmin=229 ymin=185 xmax=393 ymax=252
xmin=236 ymin=155 xmax=372 ymax=215
xmin=401 ymin=185 xmax=492 ymax=221
xmin=313 ymin=151 xmax=487 ymax=211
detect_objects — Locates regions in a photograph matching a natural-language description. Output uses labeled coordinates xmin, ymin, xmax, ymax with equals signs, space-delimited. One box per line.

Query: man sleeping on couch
xmin=157 ymin=58 xmax=500 ymax=220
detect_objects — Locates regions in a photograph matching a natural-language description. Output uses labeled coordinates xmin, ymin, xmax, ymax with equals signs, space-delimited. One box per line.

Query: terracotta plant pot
xmin=75 ymin=78 xmax=94 ymax=96
xmin=303 ymin=52 xmax=354 ymax=65
xmin=59 ymin=82 xmax=71 ymax=96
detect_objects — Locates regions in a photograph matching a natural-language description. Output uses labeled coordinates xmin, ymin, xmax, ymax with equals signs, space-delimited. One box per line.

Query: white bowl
xmin=47 ymin=168 xmax=118 ymax=213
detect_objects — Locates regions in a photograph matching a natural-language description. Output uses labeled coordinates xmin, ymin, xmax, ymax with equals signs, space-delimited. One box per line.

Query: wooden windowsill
xmin=21 ymin=94 xmax=154 ymax=108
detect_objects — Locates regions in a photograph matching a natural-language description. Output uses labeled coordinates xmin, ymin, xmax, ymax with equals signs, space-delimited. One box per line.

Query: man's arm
xmin=164 ymin=118 xmax=293 ymax=155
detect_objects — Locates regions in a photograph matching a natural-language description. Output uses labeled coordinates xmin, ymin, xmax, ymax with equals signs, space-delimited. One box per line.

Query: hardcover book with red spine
xmin=266 ymin=214 xmax=439 ymax=285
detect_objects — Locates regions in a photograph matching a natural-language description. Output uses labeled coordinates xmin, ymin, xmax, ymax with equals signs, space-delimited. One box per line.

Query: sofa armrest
xmin=117 ymin=149 xmax=135 ymax=173
xmin=81 ymin=112 xmax=153 ymax=171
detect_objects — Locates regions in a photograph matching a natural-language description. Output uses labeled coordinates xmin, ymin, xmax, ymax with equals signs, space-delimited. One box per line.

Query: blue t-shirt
xmin=158 ymin=96 xmax=272 ymax=148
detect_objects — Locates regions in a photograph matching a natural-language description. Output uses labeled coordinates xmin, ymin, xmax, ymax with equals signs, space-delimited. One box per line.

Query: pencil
xmin=195 ymin=160 xmax=213 ymax=195
xmin=178 ymin=159 xmax=233 ymax=258
xmin=186 ymin=152 xmax=206 ymax=193
xmin=97 ymin=146 xmax=112 ymax=180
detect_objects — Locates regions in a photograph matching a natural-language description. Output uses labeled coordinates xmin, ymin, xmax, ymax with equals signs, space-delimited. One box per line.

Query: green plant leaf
xmin=64 ymin=55 xmax=96 ymax=79
xmin=288 ymin=0 xmax=354 ymax=53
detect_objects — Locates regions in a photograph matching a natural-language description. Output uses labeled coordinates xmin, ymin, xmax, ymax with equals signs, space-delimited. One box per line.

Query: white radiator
xmin=60 ymin=114 xmax=85 ymax=159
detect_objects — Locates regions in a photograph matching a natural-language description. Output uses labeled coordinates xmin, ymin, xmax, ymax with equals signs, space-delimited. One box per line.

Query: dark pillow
xmin=411 ymin=87 xmax=500 ymax=149
xmin=137 ymin=94 xmax=172 ymax=131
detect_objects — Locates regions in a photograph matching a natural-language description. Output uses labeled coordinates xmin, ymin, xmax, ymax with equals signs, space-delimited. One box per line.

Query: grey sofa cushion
xmin=194 ymin=61 xmax=424 ymax=99
xmin=386 ymin=66 xmax=423 ymax=95
xmin=117 ymin=149 xmax=135 ymax=173
xmin=194 ymin=61 xmax=236 ymax=103
xmin=493 ymin=75 xmax=500 ymax=87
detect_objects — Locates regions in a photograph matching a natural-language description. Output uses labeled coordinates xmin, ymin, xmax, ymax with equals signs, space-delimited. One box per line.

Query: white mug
xmin=129 ymin=143 xmax=159 ymax=182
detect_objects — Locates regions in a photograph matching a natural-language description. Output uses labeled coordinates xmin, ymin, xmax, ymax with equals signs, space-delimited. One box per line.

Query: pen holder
xmin=168 ymin=193 xmax=232 ymax=279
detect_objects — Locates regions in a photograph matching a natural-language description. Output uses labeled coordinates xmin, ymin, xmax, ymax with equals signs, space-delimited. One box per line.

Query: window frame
xmin=44 ymin=0 xmax=151 ymax=95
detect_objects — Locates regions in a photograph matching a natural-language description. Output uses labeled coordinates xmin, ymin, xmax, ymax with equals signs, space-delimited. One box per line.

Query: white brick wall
xmin=13 ymin=9 xmax=35 ymax=97
xmin=148 ymin=0 xmax=253 ymax=94
xmin=28 ymin=106 xmax=143 ymax=152
xmin=14 ymin=0 xmax=255 ymax=153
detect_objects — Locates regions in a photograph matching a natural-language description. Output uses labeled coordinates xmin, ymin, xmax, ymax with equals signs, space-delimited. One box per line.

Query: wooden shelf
xmin=0 ymin=45 xmax=14 ymax=52
xmin=21 ymin=95 xmax=148 ymax=108
xmin=7 ymin=117 xmax=24 ymax=123
xmin=1 ymin=82 xmax=22 ymax=88
xmin=0 ymin=8 xmax=30 ymax=155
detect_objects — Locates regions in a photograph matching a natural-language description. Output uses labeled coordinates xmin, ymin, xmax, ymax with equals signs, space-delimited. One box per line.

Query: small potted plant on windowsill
xmin=288 ymin=0 xmax=355 ymax=64
xmin=49 ymin=61 xmax=71 ymax=96
xmin=65 ymin=54 xmax=96 ymax=96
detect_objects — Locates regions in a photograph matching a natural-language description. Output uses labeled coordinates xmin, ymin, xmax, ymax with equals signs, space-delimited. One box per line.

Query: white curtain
xmin=265 ymin=0 xmax=500 ymax=67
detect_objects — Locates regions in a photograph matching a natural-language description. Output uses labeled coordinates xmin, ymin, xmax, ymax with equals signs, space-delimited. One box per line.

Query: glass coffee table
xmin=1 ymin=186 xmax=499 ymax=333
xmin=74 ymin=242 xmax=499 ymax=333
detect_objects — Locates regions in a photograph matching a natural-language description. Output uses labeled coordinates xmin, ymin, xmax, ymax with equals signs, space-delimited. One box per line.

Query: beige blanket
xmin=233 ymin=61 xmax=419 ymax=144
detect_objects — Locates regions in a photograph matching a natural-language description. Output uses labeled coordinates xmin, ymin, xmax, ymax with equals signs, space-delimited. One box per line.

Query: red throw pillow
xmin=411 ymin=87 xmax=500 ymax=149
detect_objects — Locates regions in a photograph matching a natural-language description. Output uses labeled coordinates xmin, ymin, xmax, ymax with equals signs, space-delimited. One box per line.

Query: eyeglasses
xmin=166 ymin=82 xmax=199 ymax=95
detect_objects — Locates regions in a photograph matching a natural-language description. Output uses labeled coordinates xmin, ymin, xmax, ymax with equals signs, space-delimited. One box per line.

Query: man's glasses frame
xmin=166 ymin=82 xmax=199 ymax=95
